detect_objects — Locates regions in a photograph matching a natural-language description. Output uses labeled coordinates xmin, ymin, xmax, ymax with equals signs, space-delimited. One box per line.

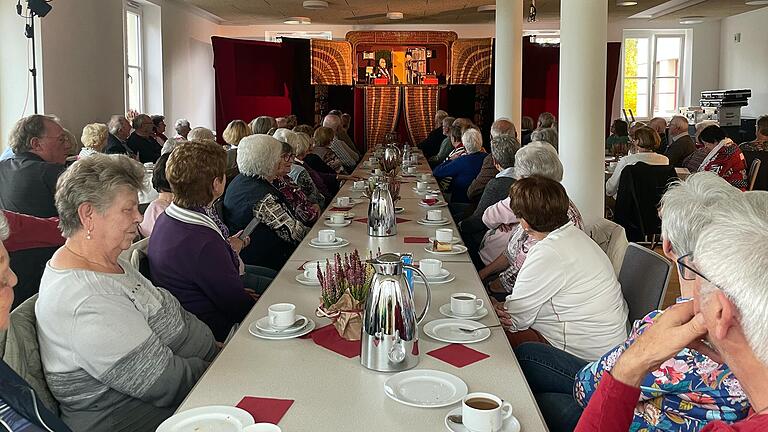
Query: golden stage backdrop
xmin=404 ymin=86 xmax=440 ymax=146
xmin=310 ymin=39 xmax=353 ymax=85
xmin=450 ymin=38 xmax=494 ymax=85
xmin=364 ymin=86 xmax=401 ymax=148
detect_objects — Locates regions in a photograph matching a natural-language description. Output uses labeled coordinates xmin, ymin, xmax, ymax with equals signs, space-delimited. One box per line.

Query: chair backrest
xmin=0 ymin=295 xmax=60 ymax=414
xmin=588 ymin=218 xmax=629 ymax=277
xmin=618 ymin=243 xmax=672 ymax=326
xmin=748 ymin=158 xmax=762 ymax=191
xmin=614 ymin=162 xmax=678 ymax=242
xmin=8 ymin=246 xmax=58 ymax=310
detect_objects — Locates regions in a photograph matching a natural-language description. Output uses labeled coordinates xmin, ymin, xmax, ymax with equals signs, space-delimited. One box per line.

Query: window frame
xmin=621 ymin=30 xmax=686 ymax=121
xmin=125 ymin=2 xmax=145 ymax=114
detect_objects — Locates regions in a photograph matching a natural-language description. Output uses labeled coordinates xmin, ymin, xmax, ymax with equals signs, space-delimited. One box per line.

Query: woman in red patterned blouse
xmin=694 ymin=125 xmax=748 ymax=191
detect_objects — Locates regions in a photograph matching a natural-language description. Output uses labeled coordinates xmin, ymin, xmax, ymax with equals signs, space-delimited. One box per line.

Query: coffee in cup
xmin=268 ymin=303 xmax=296 ymax=330
xmin=461 ymin=392 xmax=513 ymax=432
xmin=419 ymin=258 xmax=442 ymax=277
xmin=318 ymin=229 xmax=336 ymax=244
xmin=451 ymin=293 xmax=484 ymax=316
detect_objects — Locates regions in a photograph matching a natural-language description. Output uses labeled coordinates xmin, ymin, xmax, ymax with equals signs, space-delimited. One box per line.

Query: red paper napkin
xmin=330 ymin=206 xmax=353 ymax=212
xmin=421 ymin=199 xmax=438 ymax=206
xmin=427 ymin=344 xmax=490 ymax=368
xmin=236 ymin=396 xmax=294 ymax=424
xmin=404 ymin=236 xmax=430 ymax=244
xmin=309 ymin=324 xmax=362 ymax=358
xmin=354 ymin=217 xmax=410 ymax=224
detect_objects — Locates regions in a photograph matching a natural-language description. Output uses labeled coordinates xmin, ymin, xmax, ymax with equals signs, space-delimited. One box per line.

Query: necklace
xmin=63 ymin=245 xmax=121 ymax=273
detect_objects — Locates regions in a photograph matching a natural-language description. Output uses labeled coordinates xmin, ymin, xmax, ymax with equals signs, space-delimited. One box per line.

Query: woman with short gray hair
xmin=530 ymin=127 xmax=559 ymax=151
xmin=173 ymin=118 xmax=191 ymax=140
xmin=249 ymin=116 xmax=276 ymax=135
xmin=35 ymin=154 xmax=217 ymax=432
xmin=478 ymin=142 xmax=583 ymax=296
xmin=287 ymin=132 xmax=326 ymax=207
xmin=433 ymin=128 xmax=488 ymax=204
xmin=223 ymin=134 xmax=309 ymax=270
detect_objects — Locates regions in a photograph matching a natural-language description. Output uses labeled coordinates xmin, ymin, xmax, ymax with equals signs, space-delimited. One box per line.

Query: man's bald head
xmin=491 ymin=118 xmax=517 ymax=139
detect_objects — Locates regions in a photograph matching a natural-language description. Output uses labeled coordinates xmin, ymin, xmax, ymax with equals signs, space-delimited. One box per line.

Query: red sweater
xmin=2 ymin=211 xmax=64 ymax=252
xmin=576 ymin=372 xmax=768 ymax=431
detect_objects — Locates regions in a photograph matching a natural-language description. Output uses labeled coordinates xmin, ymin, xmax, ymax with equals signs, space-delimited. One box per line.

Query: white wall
xmin=720 ymin=7 xmax=768 ymax=118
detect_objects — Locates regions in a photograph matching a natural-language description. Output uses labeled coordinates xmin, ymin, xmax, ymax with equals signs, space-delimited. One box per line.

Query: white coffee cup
xmin=243 ymin=423 xmax=282 ymax=432
xmin=421 ymin=173 xmax=430 ymax=182
xmin=435 ymin=228 xmax=453 ymax=243
xmin=268 ymin=303 xmax=296 ymax=330
xmin=353 ymin=180 xmax=365 ymax=190
xmin=303 ymin=260 xmax=323 ymax=280
xmin=451 ymin=293 xmax=484 ymax=316
xmin=336 ymin=196 xmax=350 ymax=207
xmin=461 ymin=392 xmax=513 ymax=432
xmin=407 ymin=166 xmax=417 ymax=174
xmin=416 ymin=181 xmax=428 ymax=191
xmin=427 ymin=209 xmax=443 ymax=221
xmin=419 ymin=258 xmax=442 ymax=276
xmin=425 ymin=193 xmax=438 ymax=201
xmin=318 ymin=229 xmax=336 ymax=244
xmin=329 ymin=213 xmax=345 ymax=224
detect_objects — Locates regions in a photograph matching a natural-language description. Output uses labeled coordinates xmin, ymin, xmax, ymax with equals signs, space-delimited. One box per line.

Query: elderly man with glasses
xmin=0 ymin=115 xmax=70 ymax=217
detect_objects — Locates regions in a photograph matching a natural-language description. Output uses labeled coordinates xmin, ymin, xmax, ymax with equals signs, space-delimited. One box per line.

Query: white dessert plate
xmin=438 ymin=304 xmax=489 ymax=320
xmin=425 ymin=244 xmax=468 ymax=255
xmin=423 ymin=319 xmax=491 ymax=344
xmin=384 ymin=369 xmax=468 ymax=408
xmin=156 ymin=406 xmax=254 ymax=432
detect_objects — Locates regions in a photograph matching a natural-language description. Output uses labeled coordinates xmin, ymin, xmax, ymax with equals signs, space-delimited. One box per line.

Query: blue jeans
xmin=515 ymin=343 xmax=588 ymax=432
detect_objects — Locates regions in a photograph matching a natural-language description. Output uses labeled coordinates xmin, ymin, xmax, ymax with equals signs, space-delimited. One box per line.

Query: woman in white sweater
xmin=497 ymin=176 xmax=628 ymax=361
xmin=605 ymin=126 xmax=669 ymax=197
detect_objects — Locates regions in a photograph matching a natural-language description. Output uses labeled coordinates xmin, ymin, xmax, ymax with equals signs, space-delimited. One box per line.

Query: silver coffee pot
xmin=367 ymin=182 xmax=397 ymax=237
xmin=361 ymin=253 xmax=431 ymax=372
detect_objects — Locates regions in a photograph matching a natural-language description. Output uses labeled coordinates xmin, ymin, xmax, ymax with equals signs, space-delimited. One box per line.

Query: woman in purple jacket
xmin=148 ymin=140 xmax=257 ymax=341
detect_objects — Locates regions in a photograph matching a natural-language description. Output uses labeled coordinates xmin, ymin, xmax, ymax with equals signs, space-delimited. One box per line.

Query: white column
xmin=494 ymin=0 xmax=523 ymax=128
xmin=558 ymin=0 xmax=608 ymax=226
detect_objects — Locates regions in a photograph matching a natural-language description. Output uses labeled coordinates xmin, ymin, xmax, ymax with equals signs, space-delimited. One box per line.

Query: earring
xmin=86 ymin=229 xmax=92 ymax=240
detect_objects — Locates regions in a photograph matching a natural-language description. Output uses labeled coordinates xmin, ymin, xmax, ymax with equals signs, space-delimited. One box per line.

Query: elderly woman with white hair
xmin=478 ymin=142 xmax=583 ymax=291
xmin=433 ymin=128 xmax=487 ymax=204
xmin=187 ymin=126 xmax=215 ymax=142
xmin=575 ymin=190 xmax=768 ymax=431
xmin=35 ymin=154 xmax=217 ymax=432
xmin=272 ymin=141 xmax=320 ymax=225
xmin=223 ymin=134 xmax=310 ymax=271
xmin=249 ymin=116 xmax=277 ymax=135
xmin=78 ymin=123 xmax=108 ymax=159
xmin=173 ymin=119 xmax=191 ymax=140
xmin=530 ymin=127 xmax=559 ymax=151
xmin=516 ymin=172 xmax=747 ymax=432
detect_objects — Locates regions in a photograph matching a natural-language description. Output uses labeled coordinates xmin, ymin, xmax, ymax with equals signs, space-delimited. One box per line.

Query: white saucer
xmin=309 ymin=238 xmax=350 ymax=249
xmin=248 ymin=318 xmax=316 ymax=340
xmin=415 ymin=274 xmax=455 ymax=285
xmin=418 ymin=219 xmax=451 ymax=226
xmin=425 ymin=244 xmax=468 ymax=255
xmin=413 ymin=188 xmax=439 ymax=194
xmin=419 ymin=201 xmax=448 ymax=208
xmin=326 ymin=211 xmax=355 ymax=219
xmin=384 ymin=369 xmax=468 ymax=408
xmin=254 ymin=315 xmax=309 ymax=334
xmin=439 ymin=304 xmax=489 ymax=320
xmin=295 ymin=273 xmax=321 ymax=286
xmin=444 ymin=407 xmax=521 ymax=432
xmin=429 ymin=236 xmax=462 ymax=245
xmin=423 ymin=318 xmax=491 ymax=344
xmin=420 ymin=268 xmax=450 ymax=280
xmin=350 ymin=187 xmax=366 ymax=193
xmin=324 ymin=220 xmax=352 ymax=228
xmin=157 ymin=406 xmax=254 ymax=432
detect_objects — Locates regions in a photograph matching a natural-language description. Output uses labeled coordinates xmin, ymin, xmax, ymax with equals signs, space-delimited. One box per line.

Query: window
xmin=125 ymin=3 xmax=144 ymax=113
xmin=622 ymin=31 xmax=684 ymax=119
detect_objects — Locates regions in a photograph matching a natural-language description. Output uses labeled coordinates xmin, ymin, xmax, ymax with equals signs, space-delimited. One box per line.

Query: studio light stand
xmin=17 ymin=0 xmax=52 ymax=114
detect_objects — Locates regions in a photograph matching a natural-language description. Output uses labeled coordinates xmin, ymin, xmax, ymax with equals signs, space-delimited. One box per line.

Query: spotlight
xmin=284 ymin=16 xmax=311 ymax=24
xmin=303 ymin=0 xmax=328 ymax=9
xmin=616 ymin=1 xmax=639 ymax=6
xmin=27 ymin=0 xmax=52 ymax=17
xmin=679 ymin=16 xmax=705 ymax=24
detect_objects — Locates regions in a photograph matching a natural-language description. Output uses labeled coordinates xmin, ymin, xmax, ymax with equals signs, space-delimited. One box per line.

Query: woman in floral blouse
xmin=692 ymin=125 xmax=748 ymax=191
xmin=273 ymin=141 xmax=320 ymax=225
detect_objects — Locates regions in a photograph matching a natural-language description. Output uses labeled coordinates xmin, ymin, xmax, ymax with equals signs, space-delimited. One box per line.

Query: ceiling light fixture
xmin=616 ymin=0 xmax=638 ymax=5
xmin=284 ymin=16 xmax=311 ymax=24
xmin=303 ymin=0 xmax=328 ymax=9
xmin=386 ymin=11 xmax=404 ymax=20
xmin=745 ymin=0 xmax=768 ymax=5
xmin=477 ymin=5 xmax=495 ymax=12
xmin=679 ymin=16 xmax=705 ymax=24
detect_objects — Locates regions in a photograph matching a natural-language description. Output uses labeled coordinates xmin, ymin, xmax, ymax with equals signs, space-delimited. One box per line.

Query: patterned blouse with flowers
xmin=575 ymin=310 xmax=750 ymax=431
xmin=273 ymin=176 xmax=320 ymax=225
xmin=698 ymin=139 xmax=748 ymax=191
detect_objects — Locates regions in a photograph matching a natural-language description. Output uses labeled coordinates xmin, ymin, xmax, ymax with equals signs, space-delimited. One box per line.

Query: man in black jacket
xmin=0 ymin=213 xmax=72 ymax=431
xmin=418 ymin=110 xmax=449 ymax=159
xmin=127 ymin=114 xmax=161 ymax=163
xmin=103 ymin=115 xmax=136 ymax=158
xmin=665 ymin=115 xmax=695 ymax=167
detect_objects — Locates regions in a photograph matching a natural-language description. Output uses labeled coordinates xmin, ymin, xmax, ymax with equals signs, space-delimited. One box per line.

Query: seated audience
xmin=276 ymin=117 xmax=288 ymax=129
xmin=691 ymin=125 xmax=748 ymax=190
xmin=104 ymin=115 xmax=136 ymax=158
xmin=2 ymin=210 xmax=64 ymax=252
xmin=250 ymin=116 xmax=277 ymax=135
xmin=649 ymin=117 xmax=669 ymax=154
xmin=293 ymin=124 xmax=314 ymax=136
xmin=605 ymin=126 xmax=669 ymax=197
xmin=520 ymin=115 xmax=535 ymax=143
xmin=496 ymin=176 xmax=628 ymax=358
xmin=150 ymin=115 xmax=168 ymax=147
xmin=665 ymin=115 xmax=696 ymax=167
xmin=418 ymin=110 xmax=449 ymax=159
xmin=0 ymin=115 xmax=69 ymax=217
xmin=516 ymin=172 xmax=744 ymax=432
xmin=287 ymin=132 xmax=326 ymax=207
xmin=305 ymin=127 xmax=342 ymax=195
xmin=311 ymin=126 xmax=345 ymax=174
xmin=187 ymin=126 xmax=215 ymax=142
xmin=683 ymin=120 xmax=719 ymax=173
xmin=530 ymin=127 xmax=559 ymax=151
xmin=523 ymin=112 xmax=557 ymax=146
xmin=148 ymin=141 xmax=257 ymax=342
xmin=478 ymin=142 xmax=583 ymax=293
xmin=78 ymin=123 xmax=108 ymax=159
xmin=428 ymin=116 xmax=456 ymax=166
xmin=340 ymin=113 xmax=351 ymax=132
xmin=605 ymin=119 xmax=630 ymax=155
xmin=223 ymin=119 xmax=251 ymax=181
xmin=574 ymin=191 xmax=768 ymax=432
xmin=36 ymin=154 xmax=218 ymax=432
xmin=223 ymin=135 xmax=310 ymax=271
xmin=273 ymin=142 xmax=320 ymax=225
xmin=127 ymin=114 xmax=161 ymax=163
xmin=323 ymin=114 xmax=359 ymax=171
xmin=467 ymin=118 xmax=517 ymax=202
xmin=138 ymin=152 xmax=173 ymax=237
xmin=740 ymin=114 xmax=767 ymax=151
xmin=285 ymin=115 xmax=298 ymax=130
xmin=0 ymin=213 xmax=73 ymax=431
xmin=63 ymin=128 xmax=81 ymax=160
xmin=173 ymin=118 xmax=191 ymax=141
xmin=433 ymin=128 xmax=487 ymax=204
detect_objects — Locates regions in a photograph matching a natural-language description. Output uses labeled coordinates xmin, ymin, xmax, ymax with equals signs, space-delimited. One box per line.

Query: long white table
xmin=177 ymin=150 xmax=549 ymax=431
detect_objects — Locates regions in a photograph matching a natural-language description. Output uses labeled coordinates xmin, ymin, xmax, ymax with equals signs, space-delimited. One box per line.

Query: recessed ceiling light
xmin=303 ymin=0 xmax=328 ymax=9
xmin=679 ymin=16 xmax=705 ymax=24
xmin=745 ymin=0 xmax=768 ymax=5
xmin=386 ymin=11 xmax=403 ymax=20
xmin=477 ymin=5 xmax=496 ymax=12
xmin=617 ymin=1 xmax=638 ymax=5
xmin=284 ymin=16 xmax=311 ymax=24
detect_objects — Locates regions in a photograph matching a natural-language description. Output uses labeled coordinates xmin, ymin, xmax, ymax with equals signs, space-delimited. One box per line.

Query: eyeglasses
xmin=676 ymin=252 xmax=713 ymax=284
xmin=281 ymin=154 xmax=294 ymax=162
xmin=40 ymin=135 xmax=67 ymax=144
